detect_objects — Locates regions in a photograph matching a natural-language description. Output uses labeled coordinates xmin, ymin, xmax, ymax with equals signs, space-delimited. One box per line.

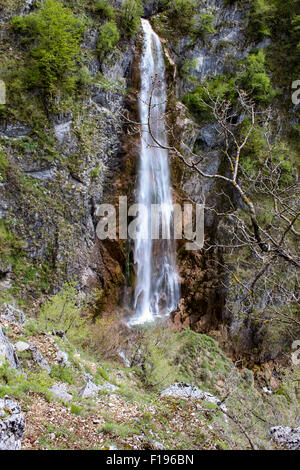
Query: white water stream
xmin=130 ymin=19 xmax=179 ymax=325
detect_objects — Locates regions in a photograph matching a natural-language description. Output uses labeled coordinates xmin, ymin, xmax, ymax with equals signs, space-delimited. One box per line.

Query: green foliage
xmin=90 ymin=165 xmax=101 ymax=179
xmin=237 ymin=50 xmax=276 ymax=103
xmin=95 ymin=0 xmax=116 ymax=20
xmin=0 ymin=219 xmax=25 ymax=265
xmin=70 ymin=403 xmax=84 ymax=415
xmin=77 ymin=66 xmax=93 ymax=88
xmin=240 ymin=120 xmax=295 ymax=186
xmin=248 ymin=0 xmax=276 ymax=40
xmin=191 ymin=12 xmax=216 ymax=40
xmin=23 ymin=320 xmax=42 ymax=337
xmin=50 ymin=364 xmax=75 ymax=385
xmin=11 ymin=0 xmax=84 ymax=95
xmin=247 ymin=0 xmax=300 ymax=80
xmin=0 ymin=145 xmax=9 ymax=182
xmin=166 ymin=0 xmax=197 ymax=34
xmin=38 ymin=282 xmax=88 ymax=345
xmin=184 ymin=51 xmax=276 ymax=122
xmin=183 ymin=74 xmax=237 ymax=121
xmin=97 ymin=21 xmax=120 ymax=57
xmin=120 ymin=0 xmax=143 ymax=37
xmin=159 ymin=0 xmax=215 ymax=38
xmin=96 ymin=366 xmax=110 ymax=382
xmin=0 ymin=360 xmax=54 ymax=400
xmin=100 ymin=418 xmax=139 ymax=438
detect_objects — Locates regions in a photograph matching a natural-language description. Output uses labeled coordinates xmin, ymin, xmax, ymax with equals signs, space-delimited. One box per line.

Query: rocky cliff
xmin=0 ymin=0 xmax=299 ymax=363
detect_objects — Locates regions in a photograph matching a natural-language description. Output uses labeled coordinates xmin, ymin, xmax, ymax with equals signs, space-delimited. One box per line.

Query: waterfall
xmin=130 ymin=19 xmax=180 ymax=326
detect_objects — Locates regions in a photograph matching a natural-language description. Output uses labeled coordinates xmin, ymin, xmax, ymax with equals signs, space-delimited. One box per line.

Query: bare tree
xmin=125 ymin=77 xmax=300 ymax=354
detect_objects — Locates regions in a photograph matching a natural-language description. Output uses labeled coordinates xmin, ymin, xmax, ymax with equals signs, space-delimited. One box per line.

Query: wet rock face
xmin=0 ymin=398 xmax=26 ymax=450
xmin=170 ymin=0 xmax=251 ymax=96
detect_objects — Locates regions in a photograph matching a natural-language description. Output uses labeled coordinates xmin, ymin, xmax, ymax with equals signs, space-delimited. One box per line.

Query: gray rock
xmin=78 ymin=380 xmax=100 ymax=399
xmin=0 ymin=303 xmax=26 ymax=325
xmin=118 ymin=351 xmax=131 ymax=367
xmin=54 ymin=121 xmax=72 ymax=143
xmin=29 ymin=344 xmax=51 ymax=373
xmin=78 ymin=379 xmax=118 ymax=398
xmin=98 ymin=382 xmax=119 ymax=393
xmin=0 ymin=122 xmax=31 ymax=139
xmin=160 ymin=383 xmax=223 ymax=408
xmin=56 ymin=350 xmax=70 ymax=367
xmin=14 ymin=341 xmax=31 ymax=353
xmin=50 ymin=383 xmax=73 ymax=403
xmin=268 ymin=426 xmax=300 ymax=450
xmin=25 ymin=168 xmax=55 ymax=181
xmin=0 ymin=325 xmax=20 ymax=369
xmin=0 ymin=398 xmax=26 ymax=450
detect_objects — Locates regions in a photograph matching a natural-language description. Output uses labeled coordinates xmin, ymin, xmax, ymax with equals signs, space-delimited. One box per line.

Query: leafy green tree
xmin=11 ymin=0 xmax=84 ymax=95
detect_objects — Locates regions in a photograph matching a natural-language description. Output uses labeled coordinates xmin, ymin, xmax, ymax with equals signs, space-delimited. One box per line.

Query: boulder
xmin=14 ymin=341 xmax=31 ymax=353
xmin=0 ymin=398 xmax=26 ymax=450
xmin=50 ymin=383 xmax=72 ymax=403
xmin=0 ymin=326 xmax=20 ymax=369
xmin=268 ymin=426 xmax=300 ymax=450
xmin=78 ymin=380 xmax=99 ymax=399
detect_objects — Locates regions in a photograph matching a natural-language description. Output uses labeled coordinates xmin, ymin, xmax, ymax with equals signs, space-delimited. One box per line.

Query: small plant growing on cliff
xmin=120 ymin=0 xmax=143 ymax=37
xmin=11 ymin=0 xmax=84 ymax=95
xmin=95 ymin=0 xmax=116 ymax=20
xmin=165 ymin=0 xmax=197 ymax=34
xmin=97 ymin=21 xmax=120 ymax=58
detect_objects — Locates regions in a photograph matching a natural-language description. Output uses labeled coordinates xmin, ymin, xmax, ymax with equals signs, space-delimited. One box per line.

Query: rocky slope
xmin=0 ymin=303 xmax=299 ymax=450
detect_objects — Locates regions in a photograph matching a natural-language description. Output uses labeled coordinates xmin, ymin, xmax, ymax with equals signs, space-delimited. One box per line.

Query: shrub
xmin=95 ymin=0 xmax=115 ymax=20
xmin=77 ymin=66 xmax=93 ymax=88
xmin=38 ymin=282 xmax=88 ymax=345
xmin=165 ymin=0 xmax=197 ymax=34
xmin=70 ymin=403 xmax=84 ymax=415
xmin=97 ymin=21 xmax=120 ymax=57
xmin=237 ymin=50 xmax=276 ymax=103
xmin=132 ymin=324 xmax=184 ymax=390
xmin=11 ymin=0 xmax=84 ymax=95
xmin=87 ymin=315 xmax=127 ymax=359
xmin=183 ymin=74 xmax=237 ymax=121
xmin=0 ymin=145 xmax=9 ymax=182
xmin=50 ymin=364 xmax=75 ymax=385
xmin=192 ymin=13 xmax=216 ymax=40
xmin=0 ymin=361 xmax=54 ymax=401
xmin=248 ymin=0 xmax=276 ymax=40
xmin=120 ymin=0 xmax=143 ymax=37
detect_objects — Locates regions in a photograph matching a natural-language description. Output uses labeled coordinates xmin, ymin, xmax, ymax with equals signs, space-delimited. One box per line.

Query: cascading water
xmin=130 ymin=19 xmax=180 ymax=326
